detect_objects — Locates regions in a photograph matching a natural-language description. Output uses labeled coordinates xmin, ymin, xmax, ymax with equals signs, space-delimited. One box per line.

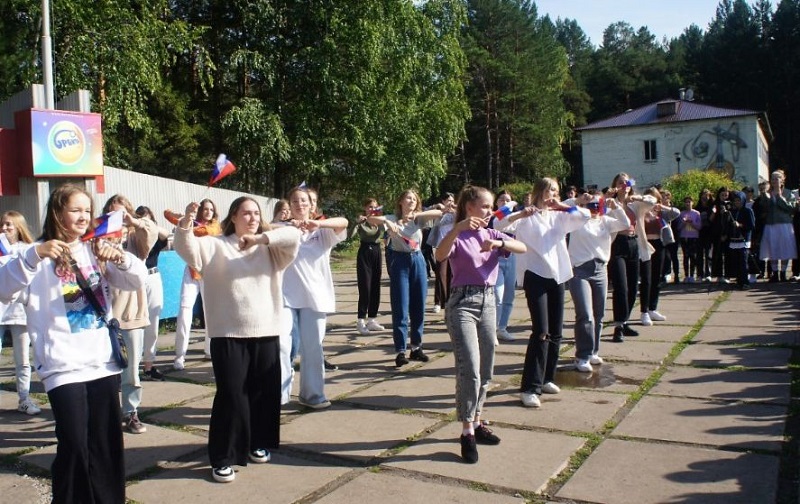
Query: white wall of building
xmin=580 ymin=115 xmax=767 ymax=190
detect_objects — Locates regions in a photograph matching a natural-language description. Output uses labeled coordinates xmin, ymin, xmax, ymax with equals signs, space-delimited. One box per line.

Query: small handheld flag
xmin=209 ymin=154 xmax=236 ymax=186
xmin=298 ymin=181 xmax=308 ymax=189
xmin=626 ymin=179 xmax=636 ymax=187
xmin=0 ymin=233 xmax=11 ymax=256
xmin=493 ymin=201 xmax=517 ymax=220
xmin=81 ymin=210 xmax=125 ymax=241
xmin=400 ymin=235 xmax=419 ymax=249
xmin=368 ymin=206 xmax=384 ymax=216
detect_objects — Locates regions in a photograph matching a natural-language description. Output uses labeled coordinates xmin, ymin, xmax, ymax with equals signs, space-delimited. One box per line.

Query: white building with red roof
xmin=576 ymin=98 xmax=771 ymax=189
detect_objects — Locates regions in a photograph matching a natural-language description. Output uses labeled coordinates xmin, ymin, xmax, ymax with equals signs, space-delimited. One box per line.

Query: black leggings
xmin=356 ymin=242 xmax=382 ymax=319
xmin=609 ymin=235 xmax=639 ymax=324
xmin=521 ymin=270 xmax=564 ymax=395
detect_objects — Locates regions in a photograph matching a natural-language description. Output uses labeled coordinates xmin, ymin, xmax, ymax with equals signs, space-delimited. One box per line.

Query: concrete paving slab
xmin=0 ymin=470 xmax=49 ymax=504
xmin=314 ymin=471 xmax=525 ymax=504
xmin=692 ymin=325 xmax=799 ymax=346
xmin=615 ymin=395 xmax=786 ymax=451
xmin=592 ymin=339 xmax=675 ymax=364
xmin=485 ymin=388 xmax=628 ymax=433
xmin=343 ymin=374 xmax=456 ymax=415
xmin=169 ymin=359 xmax=216 ymax=384
xmin=148 ymin=395 xmax=213 ymax=431
xmin=280 ymin=406 xmax=439 ymax=463
xmin=653 ymin=366 xmax=791 ymax=404
xmin=0 ymin=404 xmax=56 ymax=455
xmin=650 ymin=297 xmax=717 ymax=314
xmin=136 ymin=380 xmax=214 ymax=410
xmin=557 ymin=438 xmax=778 ymax=504
xmin=126 ymin=451 xmax=352 ymax=504
xmin=620 ymin=324 xmax=691 ymax=343
xmin=704 ymin=309 xmax=798 ymax=327
xmin=675 ymin=344 xmax=792 ymax=370
xmin=543 ymin=362 xmax=659 ymax=394
xmin=20 ymin=423 xmax=208 ymax=478
xmin=384 ymin=423 xmax=585 ymax=494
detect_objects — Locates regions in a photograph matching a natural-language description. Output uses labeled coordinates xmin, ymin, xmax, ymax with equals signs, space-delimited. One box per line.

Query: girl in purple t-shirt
xmin=435 ymin=185 xmax=526 ymax=464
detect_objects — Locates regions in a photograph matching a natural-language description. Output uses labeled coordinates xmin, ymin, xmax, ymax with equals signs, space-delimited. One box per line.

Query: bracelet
xmin=499 ymin=239 xmax=505 ymax=249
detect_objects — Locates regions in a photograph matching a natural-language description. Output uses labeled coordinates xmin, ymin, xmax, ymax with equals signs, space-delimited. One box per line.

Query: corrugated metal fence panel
xmin=0 ymin=85 xmax=45 ymax=129
xmin=98 ymin=166 xmax=279 ymax=230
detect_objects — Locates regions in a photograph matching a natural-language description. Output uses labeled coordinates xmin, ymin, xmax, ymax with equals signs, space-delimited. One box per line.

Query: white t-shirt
xmin=283 ymin=227 xmax=346 ymax=313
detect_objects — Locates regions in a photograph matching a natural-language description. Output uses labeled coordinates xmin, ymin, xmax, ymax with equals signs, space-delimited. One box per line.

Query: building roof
xmin=576 ymin=99 xmax=761 ymax=132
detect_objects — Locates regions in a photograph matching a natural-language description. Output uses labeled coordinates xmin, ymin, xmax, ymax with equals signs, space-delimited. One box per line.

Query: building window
xmin=644 ymin=140 xmax=657 ymax=162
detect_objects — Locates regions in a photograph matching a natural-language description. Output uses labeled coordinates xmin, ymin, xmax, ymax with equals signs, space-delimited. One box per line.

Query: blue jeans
xmin=120 ymin=328 xmax=144 ymax=415
xmin=568 ymin=259 xmax=608 ymax=360
xmin=494 ymin=253 xmax=517 ymax=330
xmin=389 ymin=251 xmax=427 ymax=353
xmin=288 ymin=307 xmax=328 ymax=406
xmin=446 ymin=286 xmax=496 ymax=422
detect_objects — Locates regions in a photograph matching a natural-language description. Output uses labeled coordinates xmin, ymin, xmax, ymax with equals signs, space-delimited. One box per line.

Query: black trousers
xmin=356 ymin=242 xmax=382 ymax=319
xmin=609 ymin=235 xmax=639 ymax=324
xmin=641 ymin=239 xmax=665 ymax=312
xmin=48 ymin=374 xmax=125 ymax=504
xmin=521 ymin=270 xmax=564 ymax=395
xmin=209 ymin=337 xmax=281 ymax=468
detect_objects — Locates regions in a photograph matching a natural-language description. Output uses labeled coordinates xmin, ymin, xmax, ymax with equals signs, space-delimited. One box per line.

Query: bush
xmin=660 ymin=169 xmax=739 ymax=209
xmin=495 ymin=182 xmax=535 ymax=204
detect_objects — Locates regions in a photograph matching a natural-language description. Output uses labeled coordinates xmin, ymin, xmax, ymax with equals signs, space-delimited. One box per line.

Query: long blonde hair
xmin=1 ymin=211 xmax=34 ymax=244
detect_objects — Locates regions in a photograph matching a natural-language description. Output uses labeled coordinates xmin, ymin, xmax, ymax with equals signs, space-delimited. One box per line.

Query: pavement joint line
xmin=540 ymin=290 xmax=728 ymax=498
xmin=606 ymin=433 xmax=783 ymax=456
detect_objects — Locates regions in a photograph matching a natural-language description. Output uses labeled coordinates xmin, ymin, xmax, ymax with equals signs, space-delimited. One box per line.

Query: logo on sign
xmin=48 ymin=121 xmax=86 ymax=165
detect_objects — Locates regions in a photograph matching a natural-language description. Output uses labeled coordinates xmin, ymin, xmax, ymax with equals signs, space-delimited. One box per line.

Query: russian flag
xmin=400 ymin=235 xmax=419 ymax=249
xmin=81 ymin=210 xmax=125 ymax=241
xmin=209 ymin=154 xmax=236 ymax=186
xmin=0 ymin=233 xmax=11 ymax=256
xmin=368 ymin=205 xmax=384 ymax=216
xmin=493 ymin=201 xmax=517 ymax=220
xmin=626 ymin=178 xmax=636 ymax=187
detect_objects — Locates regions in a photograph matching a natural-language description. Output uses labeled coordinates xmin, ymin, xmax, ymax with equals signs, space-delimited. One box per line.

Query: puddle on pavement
xmin=556 ymin=364 xmax=641 ymax=389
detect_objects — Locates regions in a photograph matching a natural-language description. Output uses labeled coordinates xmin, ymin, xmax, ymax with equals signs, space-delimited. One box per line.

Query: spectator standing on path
xmin=168 ymin=198 xmax=221 ymax=370
xmin=758 ymin=170 xmax=797 ymax=282
xmin=174 ymin=196 xmax=301 ymax=483
xmin=135 ymin=205 xmax=170 ymax=382
xmin=696 ymin=188 xmax=714 ymax=281
xmin=678 ymin=196 xmax=702 ymax=283
xmin=728 ymin=191 xmax=756 ymax=289
xmin=352 ymin=197 xmax=386 ymax=335
xmin=103 ymin=194 xmax=159 ymax=435
xmin=488 ymin=190 xmax=519 ymax=343
xmin=567 ymin=194 xmax=629 ymax=373
xmin=0 ymin=210 xmax=41 ymax=415
xmin=428 ymin=192 xmax=455 ymax=314
xmin=495 ymin=178 xmax=590 ymax=408
xmin=0 ymin=184 xmax=146 ymax=503
xmin=368 ymin=189 xmax=442 ymax=367
xmin=607 ymin=173 xmax=655 ymax=342
xmin=661 ymin=190 xmax=681 ymax=283
xmin=281 ymin=187 xmax=348 ymax=409
xmin=271 ymin=199 xmax=291 ymax=224
xmin=639 ymin=187 xmax=679 ymax=327
xmin=436 ymin=185 xmax=526 ymax=463
xmin=709 ymin=187 xmax=733 ymax=284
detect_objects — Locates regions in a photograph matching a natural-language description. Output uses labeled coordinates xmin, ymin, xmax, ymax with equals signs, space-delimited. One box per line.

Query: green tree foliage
xmin=459 ymin=0 xmax=571 ymax=190
xmin=661 ymin=169 xmax=738 ymax=209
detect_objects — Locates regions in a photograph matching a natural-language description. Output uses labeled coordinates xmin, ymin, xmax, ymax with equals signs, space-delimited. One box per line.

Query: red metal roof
xmin=576 ymin=100 xmax=760 ymax=131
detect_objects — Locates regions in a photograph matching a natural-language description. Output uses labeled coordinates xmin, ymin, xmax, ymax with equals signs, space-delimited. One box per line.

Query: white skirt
xmin=759 ymin=223 xmax=797 ymax=261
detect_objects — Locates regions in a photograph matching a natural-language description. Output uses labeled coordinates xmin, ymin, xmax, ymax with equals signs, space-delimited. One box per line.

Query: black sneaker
xmin=395 ymin=352 xmax=409 ymax=367
xmin=474 ymin=424 xmax=501 ymax=445
xmin=324 ymin=359 xmax=338 ymax=371
xmin=409 ymin=348 xmax=429 ymax=362
xmin=612 ymin=326 xmax=625 ymax=343
xmin=143 ymin=367 xmax=165 ymax=381
xmin=460 ymin=434 xmax=479 ymax=463
xmin=621 ymin=324 xmax=639 ymax=337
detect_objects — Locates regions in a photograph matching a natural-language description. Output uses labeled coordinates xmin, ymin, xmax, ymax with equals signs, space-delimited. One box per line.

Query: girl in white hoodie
xmin=0 ymin=184 xmax=146 ymax=503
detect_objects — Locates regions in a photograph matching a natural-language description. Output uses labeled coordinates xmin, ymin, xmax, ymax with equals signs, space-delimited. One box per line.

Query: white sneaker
xmin=719 ymin=277 xmax=732 ymax=284
xmin=366 ymin=319 xmax=385 ymax=331
xmin=641 ymin=312 xmax=653 ymax=326
xmin=432 ymin=304 xmax=441 ymax=314
xmin=648 ymin=310 xmax=666 ymax=322
xmin=589 ymin=353 xmax=604 ymax=365
xmin=496 ymin=328 xmax=514 ymax=342
xmin=18 ymin=398 xmax=41 ymax=415
xmin=356 ymin=319 xmax=369 ymax=335
xmin=541 ymin=382 xmax=561 ymax=394
xmin=173 ymin=357 xmax=185 ymax=371
xmin=212 ymin=466 xmax=235 ymax=483
xmin=702 ymin=276 xmax=712 ymax=282
xmin=520 ymin=392 xmax=541 ymax=408
xmin=574 ymin=359 xmax=593 ymax=373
